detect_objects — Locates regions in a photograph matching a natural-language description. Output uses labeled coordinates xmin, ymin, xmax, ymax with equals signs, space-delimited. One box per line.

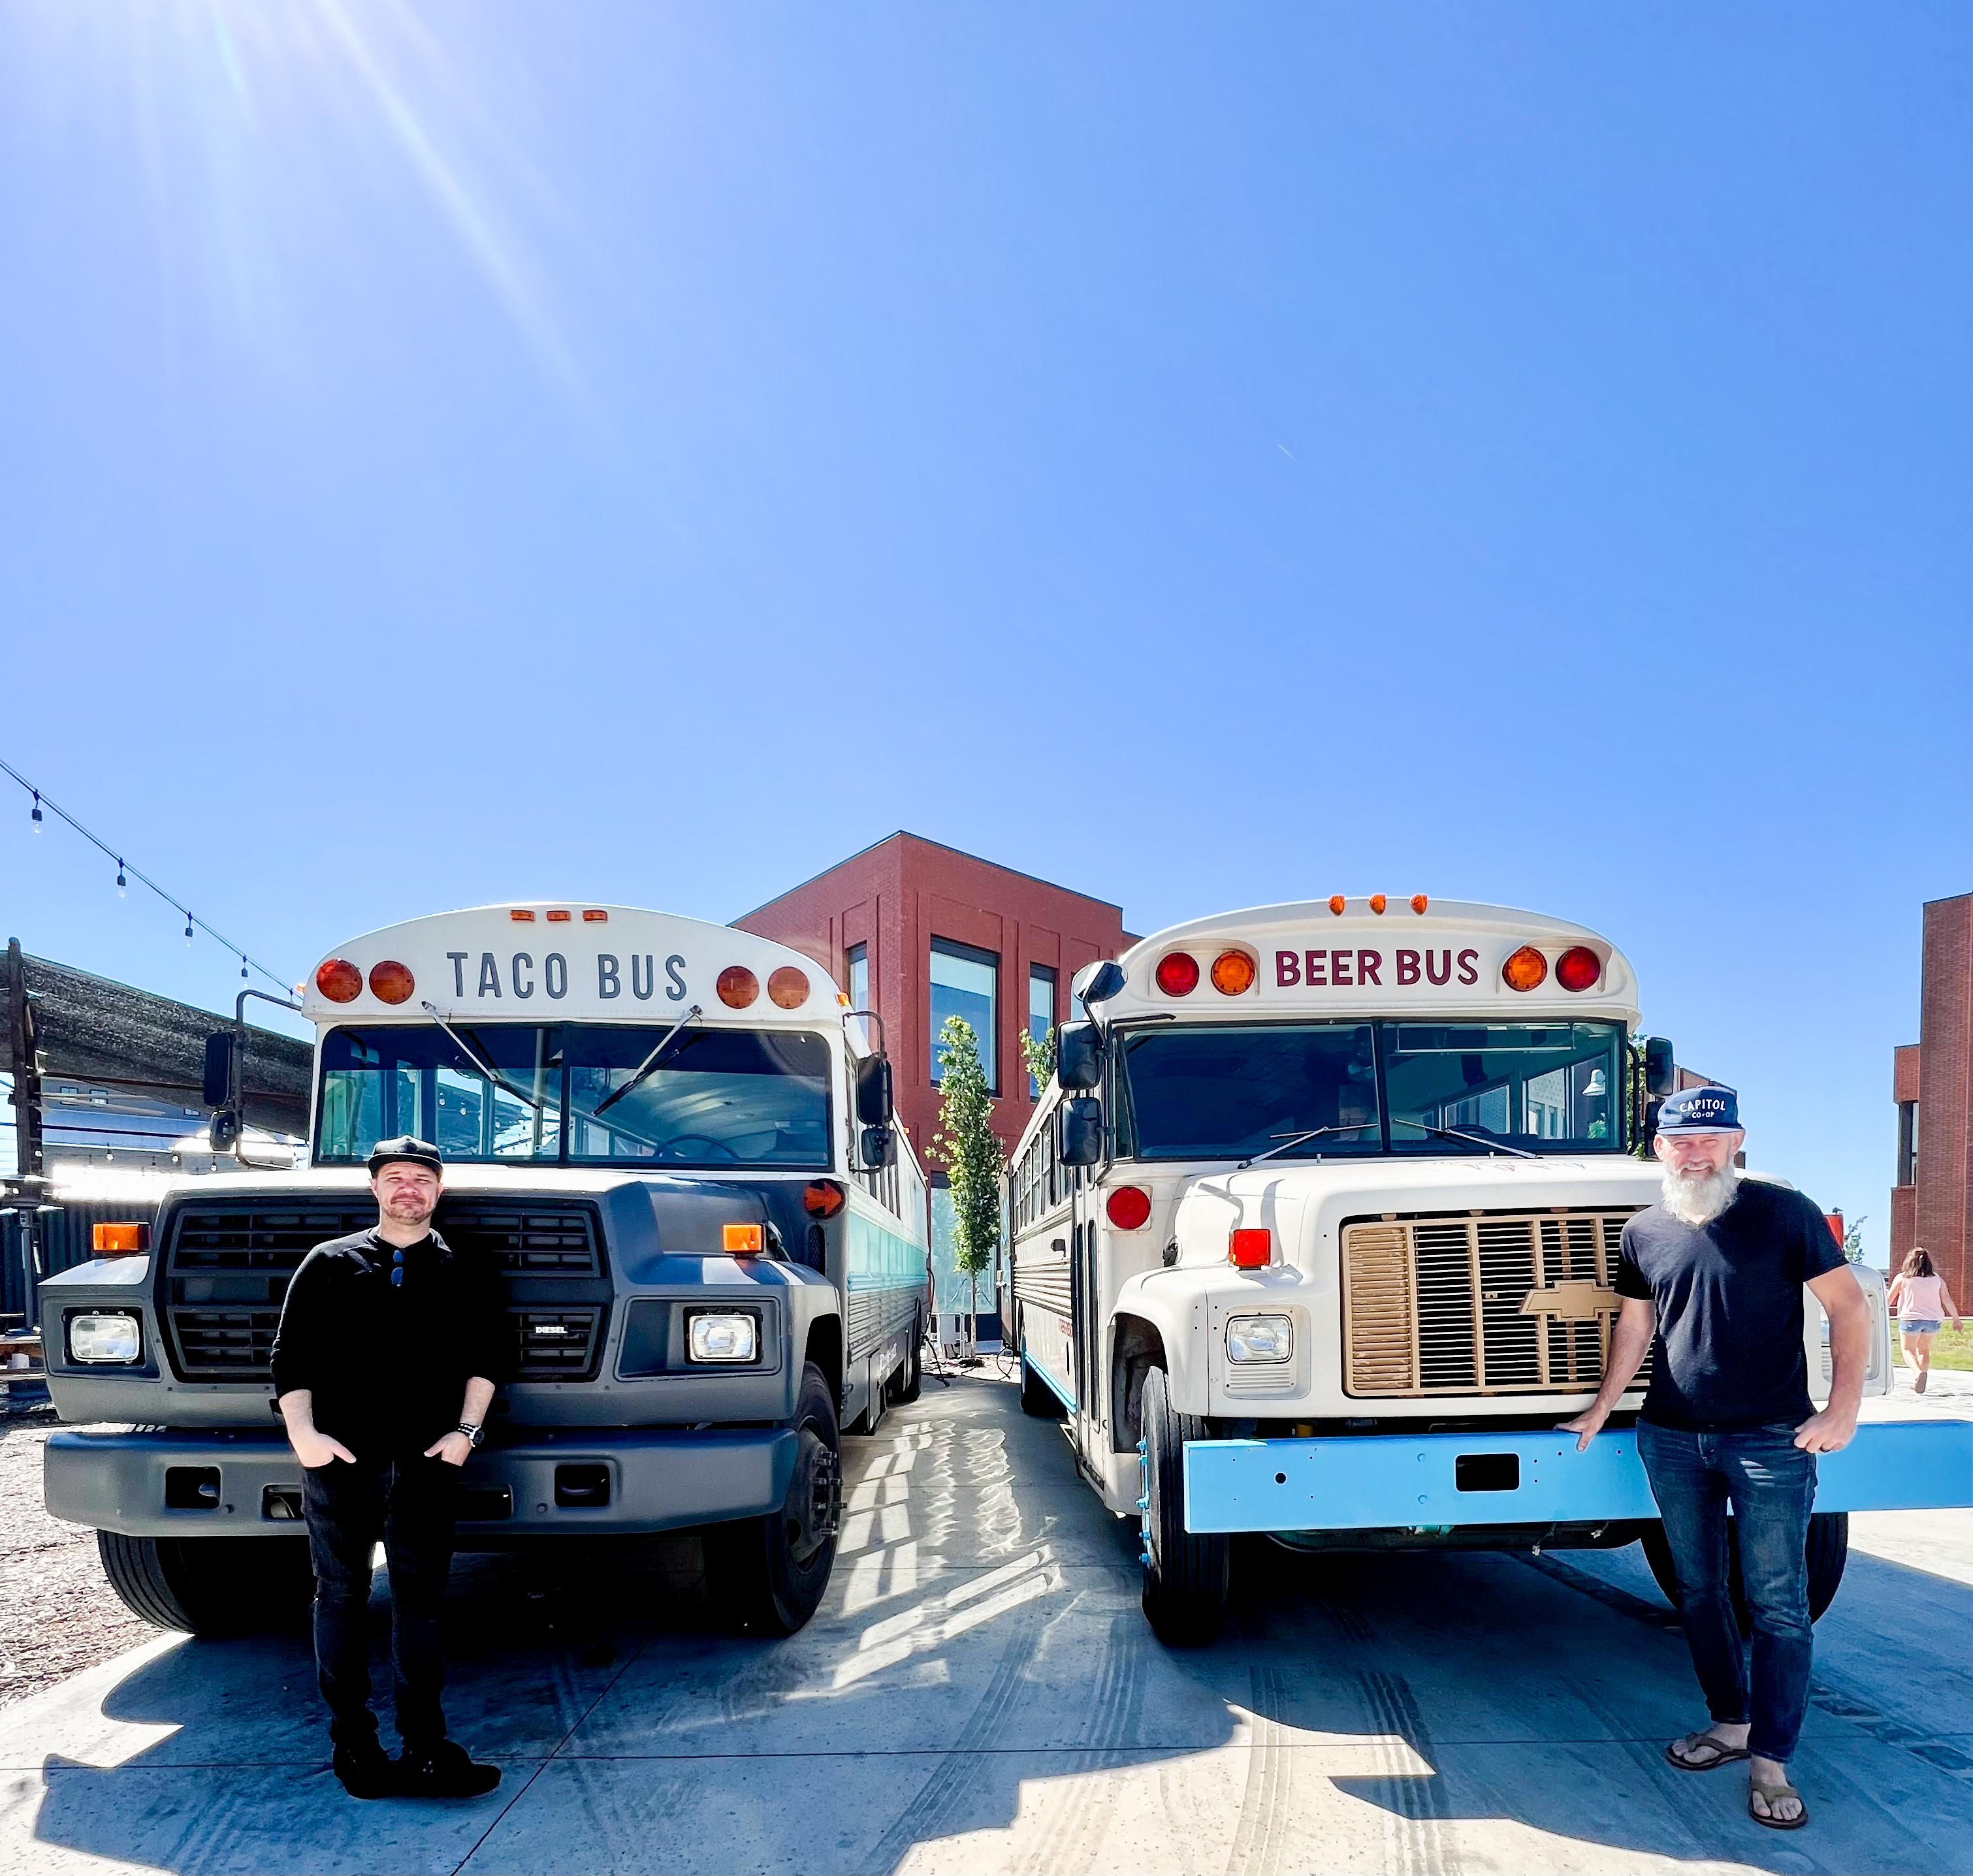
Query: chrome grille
xmin=1342 ymin=1209 xmax=1645 ymax=1397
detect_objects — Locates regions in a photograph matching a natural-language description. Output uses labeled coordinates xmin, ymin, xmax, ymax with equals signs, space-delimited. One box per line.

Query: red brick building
xmin=1891 ymin=893 xmax=1971 ymax=1299
xmin=735 ymin=833 xmax=1133 ymax=1323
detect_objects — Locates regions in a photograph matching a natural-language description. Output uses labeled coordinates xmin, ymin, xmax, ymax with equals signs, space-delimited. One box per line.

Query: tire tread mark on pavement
xmin=1358 ymin=1670 xmax=1449 ymax=1876
xmin=865 ymin=1597 xmax=1045 ymax=1873
xmin=1225 ymin=1663 xmax=1291 ymax=1876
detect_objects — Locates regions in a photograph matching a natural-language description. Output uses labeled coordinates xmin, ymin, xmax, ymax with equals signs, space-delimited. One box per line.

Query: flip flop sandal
xmin=1749 ymin=1780 xmax=1808 ymax=1830
xmin=1665 ymin=1734 xmax=1750 ymax=1772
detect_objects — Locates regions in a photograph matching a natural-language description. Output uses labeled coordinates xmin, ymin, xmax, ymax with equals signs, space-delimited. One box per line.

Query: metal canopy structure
xmin=3 ymin=942 xmax=311 ymax=1159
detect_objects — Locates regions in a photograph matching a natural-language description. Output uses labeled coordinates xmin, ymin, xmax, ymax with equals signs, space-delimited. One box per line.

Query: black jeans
xmin=1639 ymin=1418 xmax=1818 ymax=1763
xmin=300 ymin=1454 xmax=460 ymax=1750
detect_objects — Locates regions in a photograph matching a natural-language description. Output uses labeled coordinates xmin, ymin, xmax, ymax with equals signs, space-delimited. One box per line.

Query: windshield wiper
xmin=417 ymin=1002 xmax=550 ymax=1114
xmin=1392 ymin=1118 xmax=1539 ymax=1160
xmin=590 ymin=1005 xmax=705 ymax=1117
xmin=1239 ymin=1126 xmax=1375 ymax=1169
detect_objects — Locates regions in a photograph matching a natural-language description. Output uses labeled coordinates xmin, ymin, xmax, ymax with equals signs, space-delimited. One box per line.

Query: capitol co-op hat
xmin=366 ymin=1135 xmax=445 ymax=1175
xmin=1655 ymin=1086 xmax=1740 ymax=1135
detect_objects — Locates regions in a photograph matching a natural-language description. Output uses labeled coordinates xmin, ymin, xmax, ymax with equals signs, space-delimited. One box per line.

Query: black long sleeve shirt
xmin=270 ymin=1227 xmax=509 ymax=1459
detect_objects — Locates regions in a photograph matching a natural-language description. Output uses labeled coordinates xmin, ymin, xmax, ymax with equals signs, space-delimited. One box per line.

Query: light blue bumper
xmin=1181 ymin=1420 xmax=1973 ymax=1535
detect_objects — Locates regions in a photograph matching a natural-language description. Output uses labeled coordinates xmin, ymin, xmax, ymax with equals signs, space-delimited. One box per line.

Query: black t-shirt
xmin=270 ymin=1227 xmax=509 ymax=1459
xmin=1614 ymin=1177 xmax=1848 ymax=1431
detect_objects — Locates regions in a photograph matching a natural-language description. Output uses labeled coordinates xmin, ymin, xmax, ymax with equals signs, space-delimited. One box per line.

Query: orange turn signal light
xmin=1328 ymin=895 xmax=1346 ymax=915
xmin=1411 ymin=894 xmax=1429 ymax=914
xmin=1368 ymin=894 xmax=1387 ymax=914
xmin=1209 ymin=949 xmax=1256 ymax=995
xmin=722 ymin=1223 xmax=765 ymax=1254
xmin=803 ymin=1181 xmax=846 ymax=1220
xmin=92 ymin=1222 xmax=151 ymax=1255
xmin=1229 ymin=1228 xmax=1272 ymax=1269
xmin=1501 ymin=945 xmax=1548 ymax=992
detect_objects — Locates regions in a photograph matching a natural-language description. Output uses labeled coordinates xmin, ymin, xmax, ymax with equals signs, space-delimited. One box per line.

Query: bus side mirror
xmin=1643 ymin=1037 xmax=1676 ymax=1098
xmin=1056 ymin=1021 xmax=1102 ymax=1092
xmin=1642 ymin=1098 xmax=1664 ymax=1149
xmin=1071 ymin=959 xmax=1126 ymax=1008
xmin=202 ymin=1032 xmax=237 ymax=1108
xmin=210 ymin=1108 xmax=242 ymax=1154
xmin=859 ymin=1125 xmax=896 ymax=1169
xmin=855 ymin=1055 xmax=894 ymax=1126
xmin=1059 ymin=1098 xmax=1103 ymax=1167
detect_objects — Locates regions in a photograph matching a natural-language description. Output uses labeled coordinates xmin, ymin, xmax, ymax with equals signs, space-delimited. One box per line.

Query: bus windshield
xmin=316 ymin=1023 xmax=833 ymax=1169
xmin=1115 ymin=1020 xmax=1626 ymax=1160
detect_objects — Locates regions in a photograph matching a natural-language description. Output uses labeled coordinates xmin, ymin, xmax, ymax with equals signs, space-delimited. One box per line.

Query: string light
xmin=0 ymin=754 xmax=292 ymax=994
xmin=184 ymin=918 xmax=194 ymax=946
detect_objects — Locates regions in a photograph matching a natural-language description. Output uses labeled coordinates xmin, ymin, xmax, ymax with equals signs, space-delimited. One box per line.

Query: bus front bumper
xmin=45 ymin=1425 xmax=798 ymax=1540
xmin=1181 ymin=1420 xmax=1973 ymax=1536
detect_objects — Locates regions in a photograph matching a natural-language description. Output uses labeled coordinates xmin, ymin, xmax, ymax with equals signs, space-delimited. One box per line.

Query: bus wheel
xmin=1639 ymin=1511 xmax=1848 ymax=1627
xmin=97 ymin=1532 xmax=313 ymax=1637
xmin=707 ymin=1361 xmax=841 ymax=1636
xmin=1138 ymin=1365 xmax=1228 ymax=1646
xmin=887 ymin=1315 xmax=923 ymax=1407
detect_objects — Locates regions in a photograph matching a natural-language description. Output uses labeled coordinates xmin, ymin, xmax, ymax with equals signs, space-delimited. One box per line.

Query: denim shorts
xmin=1901 ymin=1318 xmax=1942 ymax=1335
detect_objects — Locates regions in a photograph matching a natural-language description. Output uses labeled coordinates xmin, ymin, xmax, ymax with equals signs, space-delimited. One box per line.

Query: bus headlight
xmin=68 ymin=1312 xmax=142 ymax=1365
xmin=1225 ymin=1314 xmax=1292 ymax=1365
xmin=686 ymin=1311 xmax=759 ymax=1363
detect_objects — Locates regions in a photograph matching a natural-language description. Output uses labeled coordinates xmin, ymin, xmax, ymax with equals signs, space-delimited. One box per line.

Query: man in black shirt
xmin=271 ymin=1136 xmax=507 ymax=1800
xmin=1562 ymin=1087 xmax=1867 ymax=1832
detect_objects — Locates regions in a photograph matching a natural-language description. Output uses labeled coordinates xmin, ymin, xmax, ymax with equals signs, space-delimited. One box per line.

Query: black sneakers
xmin=394 ymin=1739 xmax=502 ymax=1799
xmin=331 ymin=1736 xmax=397 ymax=1801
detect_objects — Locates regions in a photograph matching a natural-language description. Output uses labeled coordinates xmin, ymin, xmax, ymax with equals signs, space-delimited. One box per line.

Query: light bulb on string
xmin=184 ymin=917 xmax=194 ymax=947
xmin=30 ymin=793 xmax=42 ymax=833
xmin=240 ymin=956 xmax=249 ymax=980
xmin=116 ymin=861 xmax=127 ymax=897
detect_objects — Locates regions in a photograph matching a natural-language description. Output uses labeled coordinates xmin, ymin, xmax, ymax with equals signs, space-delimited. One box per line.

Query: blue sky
xmin=1 ymin=5 xmax=1966 ymax=1260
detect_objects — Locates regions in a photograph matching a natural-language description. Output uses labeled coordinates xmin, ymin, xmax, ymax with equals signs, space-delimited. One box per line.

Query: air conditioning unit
xmin=934 ymin=1312 xmax=972 ymax=1357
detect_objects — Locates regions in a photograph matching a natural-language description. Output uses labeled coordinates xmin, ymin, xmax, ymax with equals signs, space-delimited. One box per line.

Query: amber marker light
xmin=1229 ymin=1228 xmax=1272 ymax=1269
xmin=1210 ymin=949 xmax=1256 ymax=995
xmin=718 ymin=965 xmax=760 ymax=1009
xmin=92 ymin=1222 xmax=150 ymax=1254
xmin=722 ymin=1223 xmax=765 ymax=1253
xmin=509 ymin=909 xmax=536 ymax=922
xmin=1556 ymin=946 xmax=1602 ymax=993
xmin=1106 ymin=1186 xmax=1152 ymax=1230
xmin=1411 ymin=895 xmax=1429 ymax=914
xmin=1155 ymin=951 xmax=1200 ymax=996
xmin=583 ymin=910 xmax=609 ymax=922
xmin=547 ymin=910 xmax=572 ymax=923
xmin=368 ymin=961 xmax=415 ymax=1006
xmin=1328 ymin=895 xmax=1346 ymax=915
xmin=803 ymin=1181 xmax=846 ymax=1219
xmin=1501 ymin=946 xmax=1548 ymax=992
xmin=315 ymin=959 xmax=362 ymax=1003
xmin=1368 ymin=895 xmax=1387 ymax=915
xmin=768 ymin=966 xmax=810 ymax=1010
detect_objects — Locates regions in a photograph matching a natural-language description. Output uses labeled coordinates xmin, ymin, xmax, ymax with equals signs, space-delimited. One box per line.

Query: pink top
xmin=1893 ymin=1273 xmax=1949 ymax=1321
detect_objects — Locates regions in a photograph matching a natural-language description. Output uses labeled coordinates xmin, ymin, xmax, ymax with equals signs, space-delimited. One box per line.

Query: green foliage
xmin=933 ymin=1015 xmax=1003 ymax=1284
xmin=1842 ymin=1217 xmax=1867 ymax=1264
xmin=1019 ymin=1025 xmax=1056 ymax=1096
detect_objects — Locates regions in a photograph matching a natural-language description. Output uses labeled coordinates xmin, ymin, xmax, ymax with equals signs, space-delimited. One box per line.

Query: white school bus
xmin=1006 ymin=897 xmax=1964 ymax=1643
xmin=42 ymin=904 xmax=929 ymax=1638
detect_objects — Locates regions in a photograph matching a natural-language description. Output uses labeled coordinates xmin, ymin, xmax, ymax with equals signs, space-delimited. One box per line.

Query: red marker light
xmin=368 ymin=961 xmax=416 ymax=1006
xmin=1155 ymin=951 xmax=1200 ymax=997
xmin=315 ymin=959 xmax=362 ymax=1003
xmin=1210 ymin=950 xmax=1256 ymax=995
xmin=718 ymin=965 xmax=760 ymax=1009
xmin=1229 ymin=1228 xmax=1272 ymax=1268
xmin=1501 ymin=946 xmax=1548 ymax=993
xmin=1555 ymin=946 xmax=1601 ymax=993
xmin=1106 ymin=1186 xmax=1152 ymax=1231
xmin=803 ymin=1180 xmax=847 ymax=1219
xmin=768 ymin=966 xmax=809 ymax=1010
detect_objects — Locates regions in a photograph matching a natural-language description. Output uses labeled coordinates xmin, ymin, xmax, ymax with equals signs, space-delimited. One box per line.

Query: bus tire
xmin=707 ymin=1361 xmax=841 ymax=1636
xmin=1019 ymin=1353 xmax=1067 ymax=1420
xmin=1138 ymin=1365 xmax=1229 ymax=1646
xmin=97 ymin=1531 xmax=313 ymax=1637
xmin=1639 ymin=1510 xmax=1848 ymax=1628
xmin=887 ymin=1314 xmax=923 ymax=1407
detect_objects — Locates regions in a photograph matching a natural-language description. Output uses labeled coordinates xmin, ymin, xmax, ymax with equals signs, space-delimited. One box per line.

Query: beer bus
xmin=42 ymin=904 xmax=929 ymax=1638
xmin=1006 ymin=895 xmax=1966 ymax=1642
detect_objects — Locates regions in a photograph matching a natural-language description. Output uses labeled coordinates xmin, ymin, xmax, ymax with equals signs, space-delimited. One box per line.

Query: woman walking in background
xmin=1887 ymin=1248 xmax=1961 ymax=1395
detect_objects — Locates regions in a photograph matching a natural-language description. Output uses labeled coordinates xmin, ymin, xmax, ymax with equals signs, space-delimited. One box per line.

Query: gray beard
xmin=1661 ymin=1161 xmax=1740 ymax=1227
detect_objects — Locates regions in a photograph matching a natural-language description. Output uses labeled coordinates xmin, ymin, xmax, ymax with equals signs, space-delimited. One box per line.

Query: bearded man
xmin=271 ymin=1137 xmax=507 ymax=1801
xmin=1560 ymin=1087 xmax=1866 ymax=1833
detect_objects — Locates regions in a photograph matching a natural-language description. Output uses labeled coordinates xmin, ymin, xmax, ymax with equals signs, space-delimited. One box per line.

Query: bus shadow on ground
xmin=21 ymin=1403 xmax=1973 ymax=1876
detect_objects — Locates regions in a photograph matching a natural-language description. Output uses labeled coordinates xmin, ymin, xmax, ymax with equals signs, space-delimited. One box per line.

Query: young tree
xmin=1019 ymin=1025 xmax=1056 ymax=1098
xmin=933 ymin=1015 xmax=1003 ymax=1356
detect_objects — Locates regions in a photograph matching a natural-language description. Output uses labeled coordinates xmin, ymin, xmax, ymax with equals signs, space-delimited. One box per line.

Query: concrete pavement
xmin=0 ymin=1372 xmax=1965 ymax=1875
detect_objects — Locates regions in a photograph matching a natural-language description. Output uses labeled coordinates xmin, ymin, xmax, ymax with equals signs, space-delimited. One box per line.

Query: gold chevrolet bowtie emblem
xmin=1518 ymin=1279 xmax=1621 ymax=1323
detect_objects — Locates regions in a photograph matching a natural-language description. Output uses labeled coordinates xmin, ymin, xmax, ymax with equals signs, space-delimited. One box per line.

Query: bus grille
xmin=1341 ymin=1209 xmax=1645 ymax=1397
xmin=162 ymin=1197 xmax=607 ymax=1382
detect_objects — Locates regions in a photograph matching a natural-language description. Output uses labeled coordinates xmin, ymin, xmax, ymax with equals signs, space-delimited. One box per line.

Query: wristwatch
xmin=456 ymin=1422 xmax=485 ymax=1448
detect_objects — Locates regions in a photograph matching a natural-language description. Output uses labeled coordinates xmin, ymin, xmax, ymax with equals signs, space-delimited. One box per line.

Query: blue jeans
xmin=1638 ymin=1419 xmax=1817 ymax=1763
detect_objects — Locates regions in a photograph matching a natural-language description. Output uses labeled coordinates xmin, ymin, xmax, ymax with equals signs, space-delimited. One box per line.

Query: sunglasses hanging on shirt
xmin=392 ymin=1248 xmax=407 ymax=1288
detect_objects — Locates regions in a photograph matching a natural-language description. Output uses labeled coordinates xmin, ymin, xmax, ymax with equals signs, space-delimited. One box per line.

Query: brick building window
xmin=1027 ymin=965 xmax=1057 ymax=1097
xmin=931 ymin=939 xmax=998 ymax=1090
xmin=1897 ymin=1100 xmax=1918 ymax=1188
xmin=846 ymin=944 xmax=869 ymax=1013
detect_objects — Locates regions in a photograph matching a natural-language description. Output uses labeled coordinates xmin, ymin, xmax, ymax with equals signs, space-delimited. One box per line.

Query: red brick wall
xmin=1910 ymin=895 xmax=1971 ymax=1299
xmin=733 ymin=833 xmax=1130 ymax=1169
